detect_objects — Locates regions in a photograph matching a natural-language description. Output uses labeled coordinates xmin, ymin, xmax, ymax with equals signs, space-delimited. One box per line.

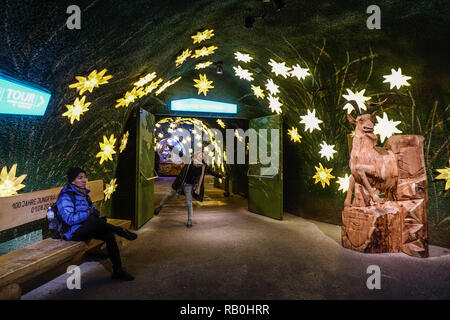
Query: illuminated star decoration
xmin=134 ymin=72 xmax=156 ymax=87
xmin=336 ymin=173 xmax=351 ymax=193
xmin=265 ymin=79 xmax=279 ymax=95
xmin=144 ymin=78 xmax=163 ymax=95
xmin=287 ymin=127 xmax=302 ymax=143
xmin=342 ymin=89 xmax=371 ymax=114
xmin=233 ymin=66 xmax=254 ymax=81
xmin=193 ymin=74 xmax=214 ymax=96
xmin=300 ymin=109 xmax=323 ymax=133
xmin=62 ymin=96 xmax=91 ymax=124
xmin=69 ymin=69 xmax=113 ymax=95
xmin=383 ymin=68 xmax=412 ymax=90
xmin=115 ymin=87 xmax=138 ymax=108
xmin=267 ymin=95 xmax=283 ymax=114
xmin=234 ymin=51 xmax=253 ymax=63
xmin=191 ymin=29 xmax=215 ymax=44
xmin=155 ymin=77 xmax=181 ymax=96
xmin=268 ymin=59 xmax=291 ymax=78
xmin=313 ymin=163 xmax=335 ymax=188
xmin=251 ymin=85 xmax=265 ymax=99
xmin=373 ymin=112 xmax=402 ymax=143
xmin=175 ymin=49 xmax=192 ymax=67
xmin=435 ymin=164 xmax=450 ymax=191
xmin=119 ymin=131 xmax=129 ymax=153
xmin=104 ymin=178 xmax=118 ymax=200
xmin=290 ymin=64 xmax=310 ymax=80
xmin=195 ymin=61 xmax=213 ymax=70
xmin=96 ymin=134 xmax=117 ymax=164
xmin=0 ymin=164 xmax=27 ymax=197
xmin=217 ymin=119 xmax=226 ymax=128
xmin=191 ymin=46 xmax=218 ymax=58
xmin=319 ymin=141 xmax=337 ymax=160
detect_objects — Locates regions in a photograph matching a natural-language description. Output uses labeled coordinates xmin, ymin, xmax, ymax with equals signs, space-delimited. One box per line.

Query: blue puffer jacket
xmin=56 ymin=183 xmax=96 ymax=240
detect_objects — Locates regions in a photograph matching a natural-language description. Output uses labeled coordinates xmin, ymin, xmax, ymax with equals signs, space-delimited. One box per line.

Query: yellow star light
xmin=96 ymin=134 xmax=117 ymax=164
xmin=383 ymin=68 xmax=412 ymax=90
xmin=233 ymin=65 xmax=254 ymax=81
xmin=104 ymin=178 xmax=118 ymax=200
xmin=313 ymin=163 xmax=335 ymax=188
xmin=300 ymin=109 xmax=323 ymax=133
xmin=134 ymin=72 xmax=156 ymax=87
xmin=155 ymin=77 xmax=181 ymax=96
xmin=287 ymin=127 xmax=302 ymax=143
xmin=192 ymin=46 xmax=218 ymax=58
xmin=144 ymin=78 xmax=163 ymax=95
xmin=267 ymin=95 xmax=283 ymax=114
xmin=195 ymin=61 xmax=213 ymax=70
xmin=217 ymin=119 xmax=226 ymax=128
xmin=69 ymin=69 xmax=113 ymax=95
xmin=336 ymin=173 xmax=351 ymax=193
xmin=115 ymin=88 xmax=139 ymax=108
xmin=290 ymin=64 xmax=310 ymax=80
xmin=435 ymin=164 xmax=450 ymax=190
xmin=319 ymin=141 xmax=337 ymax=160
xmin=265 ymin=79 xmax=279 ymax=95
xmin=119 ymin=131 xmax=129 ymax=153
xmin=251 ymin=85 xmax=265 ymax=99
xmin=62 ymin=96 xmax=91 ymax=124
xmin=268 ymin=59 xmax=291 ymax=78
xmin=0 ymin=164 xmax=27 ymax=197
xmin=342 ymin=89 xmax=371 ymax=114
xmin=175 ymin=49 xmax=192 ymax=67
xmin=234 ymin=51 xmax=253 ymax=63
xmin=193 ymin=74 xmax=214 ymax=96
xmin=373 ymin=112 xmax=402 ymax=143
xmin=191 ymin=29 xmax=215 ymax=44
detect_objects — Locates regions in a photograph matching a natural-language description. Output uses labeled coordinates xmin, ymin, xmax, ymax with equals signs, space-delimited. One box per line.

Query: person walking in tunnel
xmin=154 ymin=151 xmax=225 ymax=227
xmin=56 ymin=167 xmax=138 ymax=281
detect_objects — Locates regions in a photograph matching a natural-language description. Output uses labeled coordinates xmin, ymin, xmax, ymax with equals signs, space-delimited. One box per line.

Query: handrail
xmin=140 ymin=170 xmax=159 ymax=181
xmin=246 ymin=168 xmax=277 ymax=179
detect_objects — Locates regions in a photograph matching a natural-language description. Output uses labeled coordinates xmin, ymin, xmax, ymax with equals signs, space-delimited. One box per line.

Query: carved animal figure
xmin=344 ymin=101 xmax=398 ymax=207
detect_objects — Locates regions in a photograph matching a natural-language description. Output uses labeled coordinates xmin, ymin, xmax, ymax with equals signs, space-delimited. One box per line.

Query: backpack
xmin=47 ymin=191 xmax=76 ymax=239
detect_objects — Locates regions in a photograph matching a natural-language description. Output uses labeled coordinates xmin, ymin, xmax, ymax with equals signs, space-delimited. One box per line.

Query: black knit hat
xmin=67 ymin=167 xmax=86 ymax=183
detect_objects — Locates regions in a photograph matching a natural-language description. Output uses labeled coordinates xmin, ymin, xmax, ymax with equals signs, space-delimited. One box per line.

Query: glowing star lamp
xmin=290 ymin=65 xmax=310 ymax=80
xmin=96 ymin=134 xmax=117 ymax=164
xmin=134 ymin=72 xmax=156 ymax=87
xmin=251 ymin=85 xmax=265 ymax=99
xmin=0 ymin=73 xmax=51 ymax=116
xmin=383 ymin=68 xmax=412 ymax=89
xmin=265 ymin=79 xmax=279 ymax=96
xmin=267 ymin=95 xmax=282 ymax=114
xmin=336 ymin=173 xmax=351 ymax=193
xmin=191 ymin=29 xmax=215 ymax=44
xmin=300 ymin=109 xmax=323 ymax=133
xmin=192 ymin=46 xmax=218 ymax=58
xmin=104 ymin=178 xmax=118 ymax=200
xmin=171 ymin=98 xmax=237 ymax=114
xmin=0 ymin=164 xmax=27 ymax=197
xmin=193 ymin=74 xmax=214 ymax=96
xmin=195 ymin=61 xmax=213 ymax=70
xmin=268 ymin=59 xmax=291 ymax=78
xmin=234 ymin=52 xmax=253 ymax=63
xmin=233 ymin=66 xmax=254 ymax=81
xmin=287 ymin=127 xmax=302 ymax=143
xmin=119 ymin=131 xmax=129 ymax=153
xmin=175 ymin=49 xmax=192 ymax=67
xmin=342 ymin=89 xmax=371 ymax=114
xmin=373 ymin=112 xmax=402 ymax=143
xmin=69 ymin=69 xmax=112 ymax=95
xmin=313 ymin=163 xmax=335 ymax=188
xmin=319 ymin=141 xmax=337 ymax=160
xmin=62 ymin=96 xmax=91 ymax=124
xmin=435 ymin=164 xmax=450 ymax=191
xmin=155 ymin=77 xmax=181 ymax=96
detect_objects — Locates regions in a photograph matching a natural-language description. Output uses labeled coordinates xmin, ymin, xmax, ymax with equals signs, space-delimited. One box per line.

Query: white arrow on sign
xmin=36 ymin=95 xmax=44 ymax=107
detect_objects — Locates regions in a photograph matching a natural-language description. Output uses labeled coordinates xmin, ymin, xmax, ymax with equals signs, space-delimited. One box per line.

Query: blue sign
xmin=0 ymin=74 xmax=51 ymax=116
xmin=171 ymin=98 xmax=237 ymax=114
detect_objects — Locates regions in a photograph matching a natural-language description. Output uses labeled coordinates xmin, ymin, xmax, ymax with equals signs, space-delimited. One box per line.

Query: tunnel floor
xmin=23 ymin=177 xmax=450 ymax=300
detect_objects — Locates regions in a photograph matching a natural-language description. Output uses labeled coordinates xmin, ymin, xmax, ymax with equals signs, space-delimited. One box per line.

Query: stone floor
xmin=23 ymin=177 xmax=450 ymax=300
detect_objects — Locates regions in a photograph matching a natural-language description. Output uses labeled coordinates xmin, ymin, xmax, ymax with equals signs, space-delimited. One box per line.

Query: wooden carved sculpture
xmin=341 ymin=101 xmax=429 ymax=257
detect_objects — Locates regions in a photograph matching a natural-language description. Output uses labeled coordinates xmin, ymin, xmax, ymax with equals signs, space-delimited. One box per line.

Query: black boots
xmin=186 ymin=220 xmax=192 ymax=228
xmin=115 ymin=228 xmax=138 ymax=241
xmin=154 ymin=206 xmax=162 ymax=216
xmin=111 ymin=267 xmax=134 ymax=281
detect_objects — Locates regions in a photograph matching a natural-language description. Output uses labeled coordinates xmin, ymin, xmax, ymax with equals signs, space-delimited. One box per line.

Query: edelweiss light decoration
xmin=268 ymin=59 xmax=291 ymax=78
xmin=192 ymin=46 xmax=218 ymax=58
xmin=191 ymin=29 xmax=215 ymax=44
xmin=62 ymin=96 xmax=91 ymax=124
xmin=69 ymin=69 xmax=113 ymax=95
xmin=383 ymin=68 xmax=411 ymax=89
xmin=342 ymin=89 xmax=371 ymax=114
xmin=251 ymin=85 xmax=265 ymax=99
xmin=287 ymin=127 xmax=302 ymax=143
xmin=319 ymin=141 xmax=337 ymax=160
xmin=265 ymin=79 xmax=279 ymax=95
xmin=155 ymin=77 xmax=181 ymax=96
xmin=373 ymin=112 xmax=402 ymax=143
xmin=96 ymin=134 xmax=117 ymax=164
xmin=115 ymin=88 xmax=138 ymax=108
xmin=193 ymin=74 xmax=214 ymax=96
xmin=234 ymin=52 xmax=253 ymax=63
xmin=435 ymin=163 xmax=450 ymax=191
xmin=290 ymin=64 xmax=310 ymax=80
xmin=300 ymin=109 xmax=323 ymax=133
xmin=267 ymin=95 xmax=282 ymax=114
xmin=336 ymin=173 xmax=351 ymax=193
xmin=233 ymin=66 xmax=254 ymax=81
xmin=104 ymin=178 xmax=118 ymax=200
xmin=134 ymin=72 xmax=156 ymax=87
xmin=195 ymin=61 xmax=213 ymax=70
xmin=175 ymin=49 xmax=192 ymax=67
xmin=119 ymin=131 xmax=129 ymax=153
xmin=216 ymin=119 xmax=226 ymax=128
xmin=313 ymin=163 xmax=335 ymax=188
xmin=0 ymin=164 xmax=27 ymax=197
xmin=144 ymin=78 xmax=163 ymax=95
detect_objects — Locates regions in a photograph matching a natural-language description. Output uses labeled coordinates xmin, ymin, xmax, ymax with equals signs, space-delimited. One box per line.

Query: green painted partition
xmin=248 ymin=114 xmax=283 ymax=220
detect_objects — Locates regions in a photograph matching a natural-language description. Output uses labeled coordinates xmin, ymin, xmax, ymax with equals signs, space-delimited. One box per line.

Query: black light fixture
xmin=215 ymin=62 xmax=223 ymax=74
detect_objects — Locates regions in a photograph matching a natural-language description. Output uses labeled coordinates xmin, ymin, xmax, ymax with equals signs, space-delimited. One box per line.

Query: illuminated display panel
xmin=0 ymin=74 xmax=51 ymax=116
xmin=171 ymin=98 xmax=237 ymax=114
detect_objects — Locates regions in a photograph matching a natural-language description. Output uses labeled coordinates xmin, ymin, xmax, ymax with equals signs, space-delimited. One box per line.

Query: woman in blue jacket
xmin=56 ymin=167 xmax=137 ymax=281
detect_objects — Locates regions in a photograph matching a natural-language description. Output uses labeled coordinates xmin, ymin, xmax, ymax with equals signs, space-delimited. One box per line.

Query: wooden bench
xmin=0 ymin=180 xmax=131 ymax=299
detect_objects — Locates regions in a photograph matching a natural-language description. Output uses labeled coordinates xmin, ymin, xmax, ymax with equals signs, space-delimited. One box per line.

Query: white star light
xmin=265 ymin=79 xmax=279 ymax=95
xmin=342 ymin=89 xmax=371 ymax=114
xmin=267 ymin=95 xmax=283 ymax=114
xmin=374 ymin=112 xmax=402 ymax=143
xmin=319 ymin=141 xmax=337 ymax=160
xmin=383 ymin=68 xmax=412 ymax=90
xmin=300 ymin=109 xmax=323 ymax=133
xmin=336 ymin=174 xmax=351 ymax=193
xmin=268 ymin=59 xmax=291 ymax=78
xmin=290 ymin=64 xmax=310 ymax=80
xmin=234 ymin=52 xmax=253 ymax=63
xmin=233 ymin=65 xmax=254 ymax=81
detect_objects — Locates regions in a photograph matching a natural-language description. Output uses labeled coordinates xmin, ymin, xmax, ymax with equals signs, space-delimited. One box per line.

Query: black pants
xmin=71 ymin=215 xmax=122 ymax=271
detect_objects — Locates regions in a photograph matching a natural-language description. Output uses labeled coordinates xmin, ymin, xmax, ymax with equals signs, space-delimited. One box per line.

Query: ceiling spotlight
xmin=215 ymin=62 xmax=223 ymax=74
xmin=272 ymin=0 xmax=285 ymax=11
